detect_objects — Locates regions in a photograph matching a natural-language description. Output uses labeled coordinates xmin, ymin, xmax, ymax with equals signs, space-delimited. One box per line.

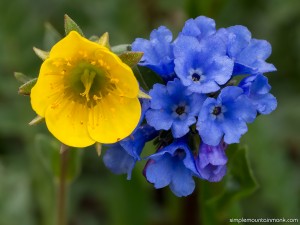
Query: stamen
xmin=212 ymin=106 xmax=222 ymax=115
xmin=80 ymin=69 xmax=96 ymax=101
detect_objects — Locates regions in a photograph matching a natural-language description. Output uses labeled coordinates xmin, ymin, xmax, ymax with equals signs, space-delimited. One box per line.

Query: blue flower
xmin=132 ymin=26 xmax=175 ymax=80
xmin=174 ymin=35 xmax=234 ymax=93
xmin=144 ymin=140 xmax=198 ymax=197
xmin=145 ymin=78 xmax=206 ymax=138
xmin=196 ymin=141 xmax=228 ymax=182
xmin=216 ymin=25 xmax=276 ymax=75
xmin=103 ymin=125 xmax=157 ymax=179
xmin=197 ymin=86 xmax=257 ymax=146
xmin=180 ymin=16 xmax=216 ymax=40
xmin=239 ymin=74 xmax=277 ymax=115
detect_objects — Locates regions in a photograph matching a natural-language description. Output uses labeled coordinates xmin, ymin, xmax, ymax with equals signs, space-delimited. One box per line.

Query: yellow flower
xmin=31 ymin=31 xmax=141 ymax=147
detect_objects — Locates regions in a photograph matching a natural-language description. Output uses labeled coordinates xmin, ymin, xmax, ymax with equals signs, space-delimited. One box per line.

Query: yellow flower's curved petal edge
xmin=99 ymin=51 xmax=139 ymax=98
xmin=49 ymin=31 xmax=105 ymax=59
xmin=45 ymin=100 xmax=95 ymax=147
xmin=88 ymin=94 xmax=141 ymax=144
xmin=30 ymin=62 xmax=64 ymax=117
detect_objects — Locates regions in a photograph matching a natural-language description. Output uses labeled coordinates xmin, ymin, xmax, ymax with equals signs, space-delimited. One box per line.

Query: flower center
xmin=192 ymin=73 xmax=201 ymax=81
xmin=175 ymin=106 xmax=186 ymax=115
xmin=64 ymin=60 xmax=114 ymax=107
xmin=80 ymin=69 xmax=96 ymax=101
xmin=174 ymin=149 xmax=186 ymax=160
xmin=212 ymin=106 xmax=222 ymax=115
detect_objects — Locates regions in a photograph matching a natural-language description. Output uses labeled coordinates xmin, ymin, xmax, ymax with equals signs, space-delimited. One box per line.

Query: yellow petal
xmin=88 ymin=94 xmax=141 ymax=144
xmin=49 ymin=31 xmax=107 ymax=59
xmin=101 ymin=52 xmax=139 ymax=98
xmin=30 ymin=70 xmax=64 ymax=117
xmin=45 ymin=99 xmax=95 ymax=147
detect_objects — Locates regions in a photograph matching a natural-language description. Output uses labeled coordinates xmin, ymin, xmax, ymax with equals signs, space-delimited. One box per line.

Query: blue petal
xmin=235 ymin=39 xmax=276 ymax=74
xmin=232 ymin=95 xmax=257 ymax=123
xmin=146 ymin=109 xmax=173 ymax=131
xmin=197 ymin=99 xmax=224 ymax=146
xmin=222 ymin=25 xmax=251 ymax=58
xmin=238 ymin=39 xmax=272 ymax=62
xmin=166 ymin=78 xmax=188 ymax=99
xmin=181 ymin=16 xmax=216 ymax=40
xmin=199 ymin=143 xmax=228 ymax=167
xmin=173 ymin=36 xmax=201 ymax=58
xmin=203 ymin=55 xmax=234 ymax=85
xmin=169 ymin=162 xmax=195 ymax=197
xmin=148 ymin=83 xmax=171 ymax=109
xmin=252 ymin=93 xmax=277 ymax=115
xmin=221 ymin=117 xmax=248 ymax=144
xmin=188 ymin=80 xmax=220 ymax=94
xmin=171 ymin=116 xmax=196 ymax=138
xmin=218 ymin=86 xmax=244 ymax=104
xmin=189 ymin=93 xmax=207 ymax=116
xmin=120 ymin=125 xmax=158 ymax=159
xmin=103 ymin=145 xmax=136 ymax=180
xmin=132 ymin=26 xmax=175 ymax=78
xmin=148 ymin=140 xmax=198 ymax=175
xmin=145 ymin=155 xmax=173 ymax=188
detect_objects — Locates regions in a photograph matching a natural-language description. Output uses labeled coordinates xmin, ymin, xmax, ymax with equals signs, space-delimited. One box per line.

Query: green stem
xmin=57 ymin=144 xmax=69 ymax=225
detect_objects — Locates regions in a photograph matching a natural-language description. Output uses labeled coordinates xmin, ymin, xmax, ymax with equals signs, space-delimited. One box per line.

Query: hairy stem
xmin=57 ymin=144 xmax=69 ymax=225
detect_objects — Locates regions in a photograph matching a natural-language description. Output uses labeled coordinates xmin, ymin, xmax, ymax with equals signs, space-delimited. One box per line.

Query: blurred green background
xmin=0 ymin=0 xmax=300 ymax=225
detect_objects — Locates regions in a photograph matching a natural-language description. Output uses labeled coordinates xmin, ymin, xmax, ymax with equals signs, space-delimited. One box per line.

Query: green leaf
xmin=14 ymin=72 xmax=31 ymax=83
xmin=200 ymin=144 xmax=258 ymax=224
xmin=119 ymin=51 xmax=143 ymax=68
xmin=64 ymin=14 xmax=84 ymax=36
xmin=111 ymin=44 xmax=131 ymax=54
xmin=133 ymin=65 xmax=164 ymax=91
xmin=34 ymin=135 xmax=82 ymax=182
xmin=216 ymin=145 xmax=259 ymax=206
xmin=18 ymin=78 xmax=37 ymax=95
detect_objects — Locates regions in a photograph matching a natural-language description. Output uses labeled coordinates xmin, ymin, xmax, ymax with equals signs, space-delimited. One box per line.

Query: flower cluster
xmin=104 ymin=16 xmax=277 ymax=197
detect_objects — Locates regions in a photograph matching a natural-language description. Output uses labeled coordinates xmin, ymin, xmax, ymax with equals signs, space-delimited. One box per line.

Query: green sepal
xmin=138 ymin=89 xmax=151 ymax=99
xmin=111 ymin=44 xmax=131 ymax=54
xmin=34 ymin=135 xmax=83 ymax=182
xmin=95 ymin=142 xmax=102 ymax=156
xmin=119 ymin=52 xmax=143 ymax=68
xmin=33 ymin=47 xmax=49 ymax=60
xmin=89 ymin=35 xmax=100 ymax=42
xmin=29 ymin=115 xmax=44 ymax=126
xmin=44 ymin=22 xmax=62 ymax=50
xmin=18 ymin=78 xmax=37 ymax=95
xmin=64 ymin=14 xmax=84 ymax=37
xmin=98 ymin=32 xmax=110 ymax=49
xmin=14 ymin=72 xmax=31 ymax=83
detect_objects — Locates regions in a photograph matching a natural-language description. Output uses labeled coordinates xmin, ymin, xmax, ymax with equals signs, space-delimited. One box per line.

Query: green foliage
xmin=64 ymin=14 xmax=84 ymax=37
xmin=118 ymin=51 xmax=144 ymax=68
xmin=34 ymin=134 xmax=82 ymax=182
xmin=18 ymin=78 xmax=37 ymax=95
xmin=200 ymin=145 xmax=258 ymax=225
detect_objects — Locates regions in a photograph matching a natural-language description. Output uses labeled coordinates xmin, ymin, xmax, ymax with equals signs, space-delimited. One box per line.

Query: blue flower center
xmin=212 ymin=106 xmax=222 ymax=115
xmin=174 ymin=149 xmax=186 ymax=160
xmin=175 ymin=106 xmax=186 ymax=115
xmin=192 ymin=73 xmax=201 ymax=81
